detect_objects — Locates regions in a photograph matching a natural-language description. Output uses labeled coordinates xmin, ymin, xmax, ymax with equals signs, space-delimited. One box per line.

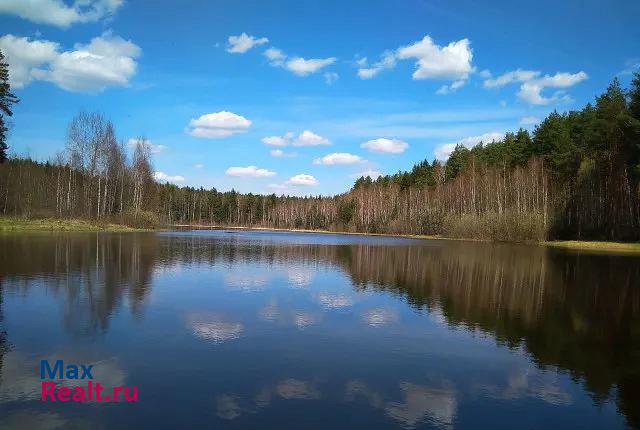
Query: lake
xmin=0 ymin=229 xmax=638 ymax=429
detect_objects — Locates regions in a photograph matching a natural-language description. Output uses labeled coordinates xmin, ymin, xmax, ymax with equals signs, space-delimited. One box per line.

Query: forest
xmin=1 ymin=76 xmax=639 ymax=241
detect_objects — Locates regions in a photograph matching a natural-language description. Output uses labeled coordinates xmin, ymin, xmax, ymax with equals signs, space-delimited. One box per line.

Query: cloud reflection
xmin=385 ymin=383 xmax=457 ymax=429
xmin=361 ymin=308 xmax=399 ymax=326
xmin=287 ymin=268 xmax=315 ymax=288
xmin=316 ymin=293 xmax=354 ymax=309
xmin=187 ymin=313 xmax=244 ymax=343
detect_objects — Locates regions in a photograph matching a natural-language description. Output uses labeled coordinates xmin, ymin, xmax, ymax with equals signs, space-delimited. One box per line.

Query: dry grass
xmin=0 ymin=217 xmax=143 ymax=232
xmin=544 ymin=240 xmax=640 ymax=253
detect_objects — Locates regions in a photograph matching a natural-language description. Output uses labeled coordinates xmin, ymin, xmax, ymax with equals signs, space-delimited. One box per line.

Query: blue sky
xmin=1 ymin=0 xmax=639 ymax=195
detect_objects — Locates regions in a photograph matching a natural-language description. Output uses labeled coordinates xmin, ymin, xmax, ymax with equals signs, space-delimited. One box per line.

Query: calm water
xmin=0 ymin=230 xmax=639 ymax=429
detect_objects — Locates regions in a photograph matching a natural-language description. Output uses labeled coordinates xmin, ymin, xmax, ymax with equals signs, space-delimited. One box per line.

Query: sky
xmin=1 ymin=0 xmax=639 ymax=196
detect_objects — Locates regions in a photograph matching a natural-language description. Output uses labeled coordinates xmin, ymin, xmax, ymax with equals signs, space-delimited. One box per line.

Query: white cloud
xmin=263 ymin=47 xmax=336 ymax=78
xmin=263 ymin=131 xmax=328 ymax=147
xmin=357 ymin=50 xmax=396 ymax=79
xmin=396 ymin=36 xmax=473 ymax=82
xmin=520 ymin=116 xmax=539 ymax=126
xmin=226 ymin=33 xmax=268 ymax=54
xmin=194 ymin=163 xmax=204 ymax=169
xmin=285 ymin=57 xmax=336 ymax=76
xmin=187 ymin=111 xmax=251 ymax=138
xmin=287 ymin=174 xmax=318 ymax=186
xmin=0 ymin=34 xmax=59 ymax=88
xmin=434 ymin=131 xmax=505 ymax=160
xmin=264 ymin=47 xmax=286 ymax=66
xmin=0 ymin=32 xmax=141 ymax=92
xmin=261 ymin=132 xmax=293 ymax=147
xmin=360 ymin=138 xmax=408 ymax=154
xmin=324 ymin=71 xmax=339 ymax=85
xmin=483 ymin=69 xmax=588 ymax=106
xmin=154 ymin=171 xmax=185 ymax=183
xmin=517 ymin=72 xmax=588 ymax=105
xmin=0 ymin=0 xmax=123 ymax=28
xmin=270 ymin=149 xmax=296 ymax=158
xmin=127 ymin=138 xmax=166 ymax=154
xmin=350 ymin=169 xmax=382 ymax=179
xmin=225 ymin=165 xmax=276 ymax=178
xmin=313 ymin=152 xmax=364 ymax=165
xmin=293 ymin=130 xmax=330 ymax=146
xmin=436 ymin=79 xmax=466 ymax=95
xmin=483 ymin=69 xmax=540 ymax=88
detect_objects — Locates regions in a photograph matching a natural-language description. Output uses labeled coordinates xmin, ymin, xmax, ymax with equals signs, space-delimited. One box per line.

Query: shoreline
xmin=3 ymin=218 xmax=639 ymax=254
xmin=174 ymin=224 xmax=640 ymax=254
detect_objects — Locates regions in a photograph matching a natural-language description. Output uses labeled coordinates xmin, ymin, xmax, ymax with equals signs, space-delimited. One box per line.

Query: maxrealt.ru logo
xmin=40 ymin=360 xmax=138 ymax=402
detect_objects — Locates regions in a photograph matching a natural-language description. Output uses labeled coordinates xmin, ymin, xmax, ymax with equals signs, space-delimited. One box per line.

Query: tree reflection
xmin=0 ymin=232 xmax=157 ymax=336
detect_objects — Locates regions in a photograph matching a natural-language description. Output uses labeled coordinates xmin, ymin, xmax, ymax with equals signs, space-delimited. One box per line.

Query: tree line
xmin=1 ymin=76 xmax=639 ymax=240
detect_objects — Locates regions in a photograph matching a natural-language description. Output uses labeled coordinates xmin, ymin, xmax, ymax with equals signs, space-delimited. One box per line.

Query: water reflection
xmin=0 ymin=231 xmax=638 ymax=429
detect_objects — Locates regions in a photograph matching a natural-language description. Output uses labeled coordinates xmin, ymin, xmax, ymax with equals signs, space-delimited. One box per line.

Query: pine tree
xmin=0 ymin=49 xmax=19 ymax=163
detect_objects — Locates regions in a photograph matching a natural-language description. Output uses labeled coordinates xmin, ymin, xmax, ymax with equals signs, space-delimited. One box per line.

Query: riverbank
xmin=3 ymin=219 xmax=638 ymax=253
xmin=0 ymin=217 xmax=145 ymax=232
xmin=542 ymin=240 xmax=640 ymax=253
xmin=174 ymin=224 xmax=640 ymax=253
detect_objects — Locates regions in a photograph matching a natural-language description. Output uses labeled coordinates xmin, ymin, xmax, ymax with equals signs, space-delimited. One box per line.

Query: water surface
xmin=0 ymin=230 xmax=638 ymax=429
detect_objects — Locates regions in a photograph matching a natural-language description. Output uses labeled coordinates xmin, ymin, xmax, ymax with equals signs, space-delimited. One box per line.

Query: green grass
xmin=0 ymin=217 xmax=144 ymax=232
xmin=543 ymin=240 xmax=640 ymax=253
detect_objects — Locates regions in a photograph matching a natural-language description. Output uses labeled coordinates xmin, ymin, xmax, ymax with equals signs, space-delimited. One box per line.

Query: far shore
xmin=2 ymin=218 xmax=639 ymax=254
xmin=174 ymin=224 xmax=640 ymax=254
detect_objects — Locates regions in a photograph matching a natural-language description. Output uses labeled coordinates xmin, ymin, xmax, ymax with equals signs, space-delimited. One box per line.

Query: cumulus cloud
xmin=285 ymin=57 xmax=336 ymax=76
xmin=357 ymin=51 xmax=396 ymax=79
xmin=518 ymin=72 xmax=588 ymax=105
xmin=264 ymin=47 xmax=286 ymax=66
xmin=154 ymin=171 xmax=185 ymax=183
xmin=357 ymin=35 xmax=473 ymax=92
xmin=0 ymin=32 xmax=141 ymax=92
xmin=396 ymin=36 xmax=473 ymax=82
xmin=0 ymin=34 xmax=59 ymax=88
xmin=263 ymin=46 xmax=336 ymax=78
xmin=0 ymin=0 xmax=123 ymax=28
xmin=360 ymin=138 xmax=408 ymax=154
xmin=293 ymin=130 xmax=330 ymax=146
xmin=483 ymin=69 xmax=541 ymax=88
xmin=483 ymin=69 xmax=588 ymax=105
xmin=287 ymin=174 xmax=318 ymax=186
xmin=225 ymin=165 xmax=276 ymax=178
xmin=262 ymin=130 xmax=329 ymax=147
xmin=226 ymin=33 xmax=268 ymax=54
xmin=313 ymin=152 xmax=364 ymax=165
xmin=261 ymin=132 xmax=294 ymax=147
xmin=194 ymin=163 xmax=204 ymax=169
xmin=434 ymin=131 xmax=505 ymax=160
xmin=187 ymin=111 xmax=251 ymax=138
xmin=128 ymin=138 xmax=166 ymax=154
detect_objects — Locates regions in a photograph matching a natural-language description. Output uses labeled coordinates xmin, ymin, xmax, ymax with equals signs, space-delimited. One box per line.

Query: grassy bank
xmin=0 ymin=217 xmax=145 ymax=232
xmin=543 ymin=240 xmax=640 ymax=254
